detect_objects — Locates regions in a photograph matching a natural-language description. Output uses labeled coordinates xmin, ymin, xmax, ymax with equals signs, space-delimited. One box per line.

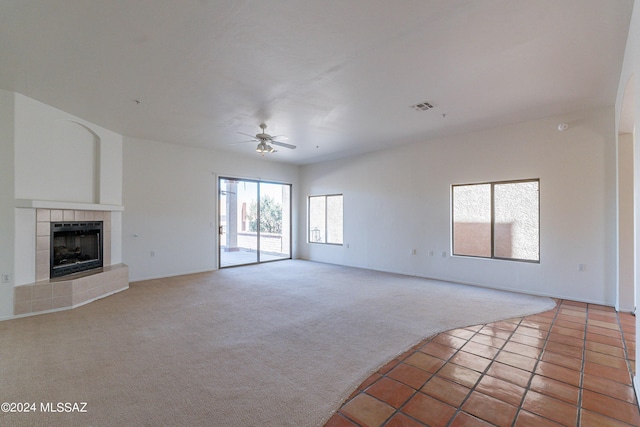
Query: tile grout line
xmin=378 ymin=320 xmax=512 ymax=427
xmin=432 ymin=314 xmax=546 ymax=426
xmin=459 ymin=317 xmax=530 ymax=426
xmin=436 ymin=319 xmax=537 ymax=426
xmin=575 ymin=302 xmax=589 ymax=427
xmin=377 ymin=339 xmax=432 ymax=427
xmin=439 ymin=323 xmax=515 ymax=426
xmin=436 ymin=309 xmax=561 ymax=426
xmin=616 ymin=311 xmax=636 ymax=391
xmin=582 ymin=305 xmax=639 ymax=425
xmin=338 ymin=336 xmax=440 ymax=427
xmin=509 ymin=298 xmax=561 ymax=427
xmin=380 ymin=333 xmax=461 ymax=427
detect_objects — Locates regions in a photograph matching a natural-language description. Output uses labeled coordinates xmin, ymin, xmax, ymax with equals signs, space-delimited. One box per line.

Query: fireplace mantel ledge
xmin=15 ymin=199 xmax=124 ymax=212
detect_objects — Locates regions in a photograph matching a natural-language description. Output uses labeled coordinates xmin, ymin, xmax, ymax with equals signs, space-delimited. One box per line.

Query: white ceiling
xmin=0 ymin=1 xmax=634 ymax=165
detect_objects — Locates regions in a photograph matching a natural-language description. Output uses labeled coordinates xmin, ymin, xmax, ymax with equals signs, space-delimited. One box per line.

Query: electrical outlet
xmin=411 ymin=249 xmax=416 ymax=255
xmin=1 ymin=273 xmax=11 ymax=283
xmin=578 ymin=263 xmax=586 ymax=272
xmin=428 ymin=250 xmax=434 ymax=256
xmin=441 ymin=251 xmax=447 ymax=258
xmin=150 ymin=251 xmax=156 ymax=257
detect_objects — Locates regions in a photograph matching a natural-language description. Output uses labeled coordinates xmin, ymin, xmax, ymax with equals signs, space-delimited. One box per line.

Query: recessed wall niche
xmin=51 ymin=120 xmax=101 ymax=204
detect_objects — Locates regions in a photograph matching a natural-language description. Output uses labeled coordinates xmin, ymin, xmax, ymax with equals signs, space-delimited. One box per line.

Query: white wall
xmin=299 ymin=107 xmax=617 ymax=305
xmin=0 ymin=90 xmax=16 ymax=320
xmin=14 ymin=209 xmax=35 ymax=287
xmin=618 ymin=132 xmax=634 ymax=312
xmin=14 ymin=94 xmax=122 ymax=204
xmin=616 ymin=0 xmax=640 ymax=394
xmin=122 ymin=137 xmax=300 ymax=282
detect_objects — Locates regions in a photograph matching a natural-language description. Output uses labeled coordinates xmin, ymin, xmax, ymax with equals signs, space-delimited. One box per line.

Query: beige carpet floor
xmin=0 ymin=260 xmax=555 ymax=426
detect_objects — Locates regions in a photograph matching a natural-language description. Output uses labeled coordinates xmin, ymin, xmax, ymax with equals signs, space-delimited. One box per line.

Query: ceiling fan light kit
xmin=256 ymin=141 xmax=276 ymax=155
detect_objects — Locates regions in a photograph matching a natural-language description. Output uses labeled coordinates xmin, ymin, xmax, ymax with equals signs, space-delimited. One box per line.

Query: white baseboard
xmin=129 ymin=267 xmax=216 ymax=283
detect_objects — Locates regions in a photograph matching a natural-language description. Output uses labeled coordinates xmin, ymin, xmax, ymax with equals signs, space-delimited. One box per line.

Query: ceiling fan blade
xmin=270 ymin=135 xmax=289 ymax=141
xmin=229 ymin=140 xmax=256 ymax=145
xmin=271 ymin=140 xmax=296 ymax=150
xmin=237 ymin=131 xmax=258 ymax=139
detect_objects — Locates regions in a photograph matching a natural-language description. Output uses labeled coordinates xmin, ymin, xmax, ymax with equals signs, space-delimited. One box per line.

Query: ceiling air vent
xmin=411 ymin=101 xmax=434 ymax=111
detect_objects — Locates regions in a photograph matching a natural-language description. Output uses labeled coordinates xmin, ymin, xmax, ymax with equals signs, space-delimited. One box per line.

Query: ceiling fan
xmin=234 ymin=123 xmax=296 ymax=155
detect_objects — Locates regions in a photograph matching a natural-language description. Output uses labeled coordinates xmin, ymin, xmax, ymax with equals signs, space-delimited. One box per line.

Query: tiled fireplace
xmin=14 ymin=208 xmax=129 ymax=316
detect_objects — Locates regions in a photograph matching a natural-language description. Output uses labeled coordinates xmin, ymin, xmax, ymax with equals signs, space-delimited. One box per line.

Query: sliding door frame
xmin=217 ymin=175 xmax=292 ymax=268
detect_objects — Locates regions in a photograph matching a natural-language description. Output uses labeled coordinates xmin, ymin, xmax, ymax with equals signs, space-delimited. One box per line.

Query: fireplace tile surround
xmin=14 ymin=208 xmax=129 ymax=317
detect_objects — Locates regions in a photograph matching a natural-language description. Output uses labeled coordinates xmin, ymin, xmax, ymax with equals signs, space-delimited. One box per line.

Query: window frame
xmin=308 ymin=194 xmax=343 ymax=245
xmin=451 ymin=178 xmax=540 ymax=263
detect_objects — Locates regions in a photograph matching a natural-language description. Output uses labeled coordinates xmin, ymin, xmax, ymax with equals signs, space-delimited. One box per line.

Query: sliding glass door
xmin=218 ymin=177 xmax=291 ymax=268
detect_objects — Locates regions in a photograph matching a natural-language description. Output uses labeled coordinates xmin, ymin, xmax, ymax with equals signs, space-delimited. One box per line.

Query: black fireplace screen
xmin=50 ymin=221 xmax=103 ymax=278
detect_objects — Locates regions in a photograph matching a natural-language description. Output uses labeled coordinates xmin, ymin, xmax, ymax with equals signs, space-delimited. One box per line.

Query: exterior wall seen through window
xmin=452 ymin=179 xmax=539 ymax=262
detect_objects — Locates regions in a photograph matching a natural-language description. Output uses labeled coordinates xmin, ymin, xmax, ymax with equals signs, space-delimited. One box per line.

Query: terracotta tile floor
xmin=326 ymin=300 xmax=640 ymax=427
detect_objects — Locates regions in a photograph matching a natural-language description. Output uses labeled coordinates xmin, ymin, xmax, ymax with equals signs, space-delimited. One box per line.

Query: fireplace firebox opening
xmin=50 ymin=221 xmax=103 ymax=278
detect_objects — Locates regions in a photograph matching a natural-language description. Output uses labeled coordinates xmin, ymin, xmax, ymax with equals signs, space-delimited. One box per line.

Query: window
xmin=452 ymin=179 xmax=539 ymax=262
xmin=309 ymin=194 xmax=343 ymax=244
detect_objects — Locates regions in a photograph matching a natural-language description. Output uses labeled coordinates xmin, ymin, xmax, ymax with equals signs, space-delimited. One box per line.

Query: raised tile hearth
xmin=14 ymin=264 xmax=129 ymax=316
